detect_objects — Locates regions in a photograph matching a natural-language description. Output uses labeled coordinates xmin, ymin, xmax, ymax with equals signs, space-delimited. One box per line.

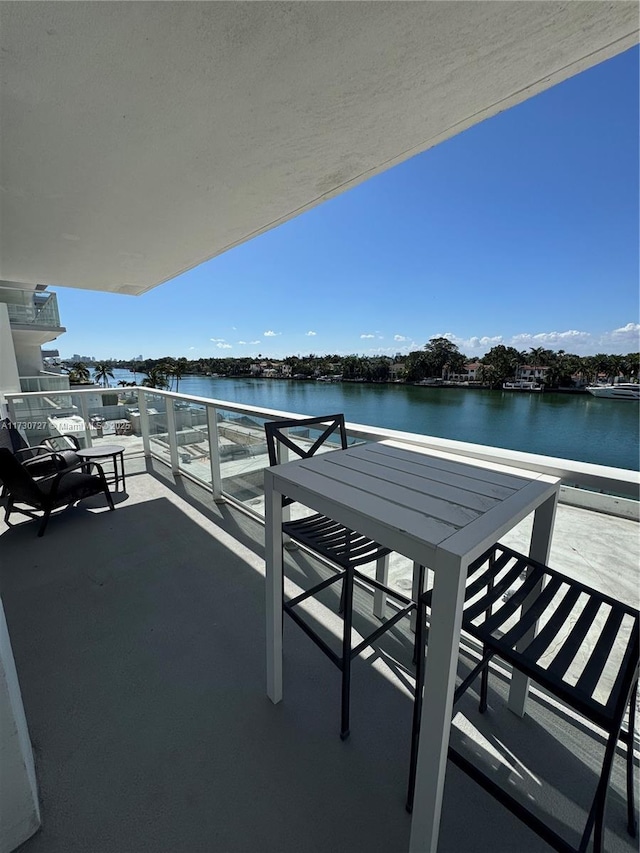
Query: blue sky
xmin=57 ymin=46 xmax=639 ymax=362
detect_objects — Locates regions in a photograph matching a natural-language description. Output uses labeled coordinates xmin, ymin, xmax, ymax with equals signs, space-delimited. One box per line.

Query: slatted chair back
xmin=408 ymin=541 xmax=640 ymax=851
xmin=265 ymin=414 xmax=348 ymax=464
xmin=265 ymin=415 xmax=348 ymax=507
xmin=0 ymin=447 xmax=46 ymax=506
xmin=463 ymin=544 xmax=640 ymax=729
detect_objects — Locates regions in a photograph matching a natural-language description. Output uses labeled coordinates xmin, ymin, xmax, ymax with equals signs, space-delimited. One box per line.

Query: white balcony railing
xmin=1 ymin=288 xmax=62 ymax=328
xmin=6 ymin=386 xmax=639 ymax=520
xmin=19 ymin=374 xmax=71 ymax=394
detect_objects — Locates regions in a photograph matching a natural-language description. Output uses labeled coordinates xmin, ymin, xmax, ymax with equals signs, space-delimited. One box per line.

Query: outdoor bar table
xmin=264 ymin=439 xmax=560 ymax=853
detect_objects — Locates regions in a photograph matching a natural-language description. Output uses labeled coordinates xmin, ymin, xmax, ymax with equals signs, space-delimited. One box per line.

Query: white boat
xmin=586 ymin=383 xmax=640 ymax=400
xmin=502 ymin=380 xmax=544 ymax=392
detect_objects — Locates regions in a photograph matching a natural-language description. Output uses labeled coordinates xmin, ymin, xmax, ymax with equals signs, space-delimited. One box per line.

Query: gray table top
xmin=76 ymin=444 xmax=125 ymax=458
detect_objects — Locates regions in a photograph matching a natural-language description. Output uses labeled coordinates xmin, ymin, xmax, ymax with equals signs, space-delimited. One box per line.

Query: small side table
xmin=76 ymin=444 xmax=126 ymax=491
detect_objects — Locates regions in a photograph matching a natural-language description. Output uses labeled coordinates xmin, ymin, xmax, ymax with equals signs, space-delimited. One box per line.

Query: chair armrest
xmin=43 ymin=434 xmax=82 ymax=453
xmin=22 ymin=450 xmax=67 ymax=470
xmin=15 ymin=446 xmax=51 ymax=460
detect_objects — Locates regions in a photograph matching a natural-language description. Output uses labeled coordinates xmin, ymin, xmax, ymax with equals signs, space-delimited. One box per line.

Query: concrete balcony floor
xmin=1 ymin=455 xmax=638 ymax=853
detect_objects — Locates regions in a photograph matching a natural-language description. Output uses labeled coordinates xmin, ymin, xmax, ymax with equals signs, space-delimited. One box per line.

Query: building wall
xmin=12 ymin=339 xmax=44 ymax=377
xmin=0 ymin=601 xmax=41 ymax=853
xmin=0 ymin=304 xmax=21 ymax=415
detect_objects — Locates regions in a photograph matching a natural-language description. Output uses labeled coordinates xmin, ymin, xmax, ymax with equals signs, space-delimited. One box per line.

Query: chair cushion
xmin=39 ymin=471 xmax=105 ymax=505
xmin=25 ymin=450 xmax=79 ymax=476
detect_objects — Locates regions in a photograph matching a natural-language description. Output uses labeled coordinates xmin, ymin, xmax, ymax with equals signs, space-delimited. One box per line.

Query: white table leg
xmin=508 ymin=491 xmax=558 ymax=717
xmin=409 ymin=555 xmax=468 ymax=853
xmin=373 ymin=554 xmax=390 ymax=619
xmin=265 ymin=470 xmax=284 ymax=704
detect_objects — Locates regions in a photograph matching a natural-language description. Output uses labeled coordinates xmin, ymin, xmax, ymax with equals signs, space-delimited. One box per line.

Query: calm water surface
xmin=115 ymin=371 xmax=639 ymax=471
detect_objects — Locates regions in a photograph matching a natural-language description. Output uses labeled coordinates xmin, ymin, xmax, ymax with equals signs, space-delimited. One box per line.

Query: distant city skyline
xmin=55 ymin=46 xmax=639 ymax=362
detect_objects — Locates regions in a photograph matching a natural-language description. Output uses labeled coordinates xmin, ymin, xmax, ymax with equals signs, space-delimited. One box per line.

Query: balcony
xmin=2 ymin=388 xmax=639 ymax=853
xmin=2 ymin=290 xmax=62 ymax=331
xmin=19 ymin=374 xmax=71 ymax=394
xmin=0 ymin=287 xmax=66 ymax=348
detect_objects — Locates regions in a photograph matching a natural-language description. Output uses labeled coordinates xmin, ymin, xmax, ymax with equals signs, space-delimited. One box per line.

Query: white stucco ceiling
xmin=1 ymin=2 xmax=637 ymax=296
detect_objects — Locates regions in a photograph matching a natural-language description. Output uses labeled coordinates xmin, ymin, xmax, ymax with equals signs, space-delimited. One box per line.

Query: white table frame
xmin=264 ymin=440 xmax=559 ymax=853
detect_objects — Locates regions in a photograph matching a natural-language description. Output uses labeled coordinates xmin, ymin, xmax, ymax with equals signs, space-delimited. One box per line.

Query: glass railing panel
xmin=141 ymin=391 xmax=171 ymax=466
xmin=4 ymin=291 xmax=61 ymax=328
xmin=19 ymin=375 xmax=70 ymax=393
xmin=214 ymin=408 xmax=271 ymax=512
xmin=10 ymin=392 xmax=79 ymax=448
xmin=211 ymin=412 xmax=368 ymax=514
xmin=33 ymin=292 xmax=61 ymax=327
xmin=9 ymin=388 xmax=149 ymax=454
xmin=175 ymin=402 xmax=212 ymax=485
xmin=84 ymin=389 xmax=142 ymax=454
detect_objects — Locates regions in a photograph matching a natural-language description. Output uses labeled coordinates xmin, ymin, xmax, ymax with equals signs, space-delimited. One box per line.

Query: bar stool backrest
xmin=265 ymin=414 xmax=348 ymax=507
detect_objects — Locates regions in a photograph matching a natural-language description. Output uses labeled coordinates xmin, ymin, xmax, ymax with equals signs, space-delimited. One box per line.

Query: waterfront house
xmin=445 ymin=361 xmax=482 ymax=383
xmin=390 ymin=362 xmax=407 ymax=381
xmin=1 ymin=5 xmax=638 ymax=852
xmin=516 ymin=364 xmax=551 ymax=383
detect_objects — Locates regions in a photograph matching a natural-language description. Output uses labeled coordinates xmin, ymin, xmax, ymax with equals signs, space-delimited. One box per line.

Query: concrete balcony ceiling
xmin=0 ymin=2 xmax=637 ymax=295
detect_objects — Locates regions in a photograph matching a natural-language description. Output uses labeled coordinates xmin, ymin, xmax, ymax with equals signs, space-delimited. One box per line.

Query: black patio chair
xmin=265 ymin=414 xmax=416 ymax=740
xmin=0 ymin=447 xmax=115 ymax=537
xmin=407 ymin=543 xmax=639 ymax=853
xmin=0 ymin=425 xmax=82 ymax=497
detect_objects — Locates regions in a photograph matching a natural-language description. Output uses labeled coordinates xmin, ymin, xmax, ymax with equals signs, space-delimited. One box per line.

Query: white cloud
xmin=360 ymin=333 xmax=375 ymax=339
xmin=597 ymin=322 xmax=640 ymax=351
xmin=216 ymin=342 xmax=232 ymax=349
xmin=210 ymin=337 xmax=225 ymax=343
xmin=188 ymin=347 xmax=195 ymax=350
xmin=609 ymin=322 xmax=640 ymax=340
xmin=264 ymin=330 xmax=280 ymax=337
xmin=250 ymin=340 xmax=261 ymax=345
xmin=430 ymin=324 xmax=639 ymax=358
xmin=394 ymin=335 xmax=408 ymax=342
xmin=510 ymin=330 xmax=591 ymax=347
xmin=306 ymin=331 xmax=317 ymax=336
xmin=237 ymin=340 xmax=247 ymax=345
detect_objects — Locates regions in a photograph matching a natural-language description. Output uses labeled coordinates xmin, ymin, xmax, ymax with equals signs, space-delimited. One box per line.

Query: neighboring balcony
xmin=19 ymin=374 xmax=71 ymax=394
xmin=2 ymin=387 xmax=639 ymax=853
xmin=1 ymin=287 xmax=66 ymax=345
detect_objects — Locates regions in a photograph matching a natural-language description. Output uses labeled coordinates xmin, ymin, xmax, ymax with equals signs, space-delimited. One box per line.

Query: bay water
xmin=111 ymin=371 xmax=639 ymax=471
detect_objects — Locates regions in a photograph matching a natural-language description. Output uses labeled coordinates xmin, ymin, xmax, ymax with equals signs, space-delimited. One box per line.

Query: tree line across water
xmin=63 ymin=338 xmax=639 ymax=390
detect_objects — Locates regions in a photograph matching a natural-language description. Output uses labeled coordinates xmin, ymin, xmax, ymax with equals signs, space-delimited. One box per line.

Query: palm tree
xmin=142 ymin=366 xmax=169 ymax=389
xmin=93 ymin=361 xmax=114 ymax=388
xmin=67 ymin=361 xmax=90 ymax=384
xmin=169 ymin=358 xmax=188 ymax=392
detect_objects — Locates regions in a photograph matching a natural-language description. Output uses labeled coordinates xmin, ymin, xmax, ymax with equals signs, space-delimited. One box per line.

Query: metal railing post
xmin=206 ymin=405 xmax=224 ymax=502
xmin=6 ymin=397 xmax=17 ymax=426
xmin=78 ymin=392 xmax=93 ymax=448
xmin=165 ymin=398 xmax=180 ymax=474
xmin=137 ymin=389 xmax=151 ymax=457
